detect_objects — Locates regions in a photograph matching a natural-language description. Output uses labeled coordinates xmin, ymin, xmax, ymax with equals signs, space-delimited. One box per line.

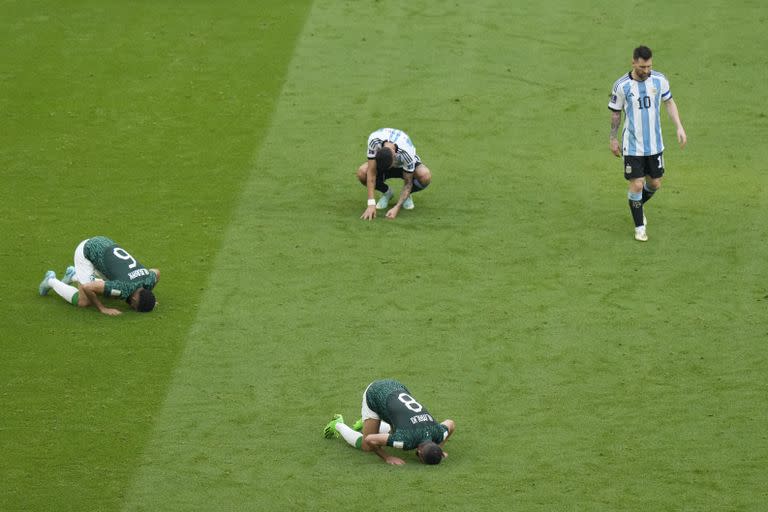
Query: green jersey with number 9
xmin=365 ymin=379 xmax=449 ymax=451
xmin=83 ymin=236 xmax=157 ymax=300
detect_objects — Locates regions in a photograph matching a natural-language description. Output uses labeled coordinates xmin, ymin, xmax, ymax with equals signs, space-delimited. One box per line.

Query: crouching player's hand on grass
xmin=361 ymin=205 xmax=376 ymax=220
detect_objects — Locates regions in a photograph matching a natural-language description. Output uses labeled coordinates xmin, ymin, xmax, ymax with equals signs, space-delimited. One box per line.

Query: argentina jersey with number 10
xmin=608 ymin=71 xmax=672 ymax=156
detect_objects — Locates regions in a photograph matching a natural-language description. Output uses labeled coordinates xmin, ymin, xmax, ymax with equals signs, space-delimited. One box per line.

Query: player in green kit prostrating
xmin=39 ymin=236 xmax=160 ymax=316
xmin=324 ymin=379 xmax=455 ymax=465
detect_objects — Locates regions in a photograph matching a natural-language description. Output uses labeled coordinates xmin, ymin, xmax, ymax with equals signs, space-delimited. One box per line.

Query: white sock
xmin=50 ymin=278 xmax=78 ymax=305
xmin=336 ymin=423 xmax=363 ymax=448
xmin=379 ymin=422 xmax=391 ymax=434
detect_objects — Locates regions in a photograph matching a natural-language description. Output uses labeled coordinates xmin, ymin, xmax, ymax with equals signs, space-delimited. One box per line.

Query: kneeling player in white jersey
xmin=323 ymin=378 xmax=455 ymax=465
xmin=38 ymin=236 xmax=160 ymax=316
xmin=357 ymin=128 xmax=433 ymax=220
xmin=608 ymin=45 xmax=687 ymax=242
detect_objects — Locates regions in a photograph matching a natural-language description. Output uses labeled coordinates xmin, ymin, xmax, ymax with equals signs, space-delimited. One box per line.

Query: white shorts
xmin=73 ymin=239 xmax=104 ymax=284
xmin=360 ymin=382 xmax=381 ymax=421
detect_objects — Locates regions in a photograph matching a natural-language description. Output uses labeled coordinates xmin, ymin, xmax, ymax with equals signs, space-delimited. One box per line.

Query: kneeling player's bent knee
xmin=76 ymin=288 xmax=90 ymax=307
xmin=415 ymin=165 xmax=432 ymax=185
xmin=356 ymin=164 xmax=368 ymax=184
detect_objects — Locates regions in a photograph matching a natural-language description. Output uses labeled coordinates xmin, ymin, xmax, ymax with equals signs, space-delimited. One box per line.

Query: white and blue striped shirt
xmin=608 ymin=71 xmax=672 ymax=156
xmin=367 ymin=128 xmax=420 ymax=172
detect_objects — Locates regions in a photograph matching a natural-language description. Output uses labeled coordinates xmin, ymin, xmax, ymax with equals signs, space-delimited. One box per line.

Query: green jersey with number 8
xmin=84 ymin=236 xmax=157 ymax=299
xmin=365 ymin=379 xmax=449 ymax=450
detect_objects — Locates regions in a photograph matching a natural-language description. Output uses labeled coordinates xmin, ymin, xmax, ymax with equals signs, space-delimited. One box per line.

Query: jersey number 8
xmin=398 ymin=393 xmax=423 ymax=412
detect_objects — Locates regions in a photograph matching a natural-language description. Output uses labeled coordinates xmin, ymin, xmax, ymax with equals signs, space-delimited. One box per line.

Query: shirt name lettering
xmin=128 ymin=268 xmax=150 ymax=280
xmin=409 ymin=413 xmax=434 ymax=424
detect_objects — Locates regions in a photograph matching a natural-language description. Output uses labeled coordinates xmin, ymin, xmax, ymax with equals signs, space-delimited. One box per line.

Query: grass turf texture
xmin=2 ymin=0 xmax=767 ymax=511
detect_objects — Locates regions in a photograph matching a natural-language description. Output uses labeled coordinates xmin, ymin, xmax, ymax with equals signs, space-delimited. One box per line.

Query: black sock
xmin=410 ymin=178 xmax=428 ymax=194
xmin=376 ymin=183 xmax=390 ymax=194
xmin=629 ymin=199 xmax=644 ymax=227
xmin=642 ymin=184 xmax=656 ymax=204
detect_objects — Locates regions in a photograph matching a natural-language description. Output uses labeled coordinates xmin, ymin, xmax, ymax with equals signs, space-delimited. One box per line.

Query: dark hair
xmin=419 ymin=441 xmax=444 ymax=465
xmin=375 ymin=146 xmax=394 ymax=172
xmin=136 ymin=288 xmax=156 ymax=312
xmin=633 ymin=45 xmax=652 ymax=60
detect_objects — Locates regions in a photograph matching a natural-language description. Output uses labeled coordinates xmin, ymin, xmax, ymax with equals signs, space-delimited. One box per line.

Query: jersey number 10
xmin=636 ymin=95 xmax=652 ymax=110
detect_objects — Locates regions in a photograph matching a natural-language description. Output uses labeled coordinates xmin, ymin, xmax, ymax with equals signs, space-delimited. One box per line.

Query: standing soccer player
xmin=608 ymin=45 xmax=687 ymax=241
xmin=356 ymin=128 xmax=433 ymax=220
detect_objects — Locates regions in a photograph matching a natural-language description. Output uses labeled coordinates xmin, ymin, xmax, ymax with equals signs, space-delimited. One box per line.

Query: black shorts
xmin=376 ymin=162 xmax=424 ymax=184
xmin=623 ymin=153 xmax=665 ymax=180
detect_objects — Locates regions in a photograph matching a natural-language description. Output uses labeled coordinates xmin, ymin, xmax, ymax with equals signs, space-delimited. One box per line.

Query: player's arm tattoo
xmin=609 ymin=111 xmax=621 ymax=140
xmin=395 ymin=172 xmax=413 ymax=206
xmin=401 ymin=173 xmax=414 ymax=195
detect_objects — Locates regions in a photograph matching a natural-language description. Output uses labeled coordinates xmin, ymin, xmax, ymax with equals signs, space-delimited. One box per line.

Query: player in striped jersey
xmin=608 ymin=46 xmax=687 ymax=241
xmin=38 ymin=236 xmax=160 ymax=316
xmin=323 ymin=379 xmax=455 ymax=465
xmin=356 ymin=128 xmax=433 ymax=220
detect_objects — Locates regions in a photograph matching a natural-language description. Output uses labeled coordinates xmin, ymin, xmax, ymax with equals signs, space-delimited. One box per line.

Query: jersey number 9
xmin=113 ymin=247 xmax=138 ymax=269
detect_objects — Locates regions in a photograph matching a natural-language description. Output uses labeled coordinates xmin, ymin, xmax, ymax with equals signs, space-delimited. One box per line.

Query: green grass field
xmin=2 ymin=1 xmax=766 ymax=510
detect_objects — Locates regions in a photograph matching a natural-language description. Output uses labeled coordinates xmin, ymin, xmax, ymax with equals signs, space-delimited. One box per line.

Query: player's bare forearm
xmin=79 ymin=282 xmax=101 ymax=307
xmin=609 ymin=111 xmax=622 ymax=156
xmin=373 ymin=447 xmax=389 ymax=461
xmin=664 ymin=99 xmax=687 ymax=148
xmin=361 ymin=161 xmax=379 ymax=219
xmin=361 ymin=433 xmax=401 ymax=464
xmin=81 ymin=286 xmax=105 ymax=311
xmin=366 ymin=160 xmax=377 ymax=200
xmin=396 ymin=174 xmax=414 ymax=207
xmin=80 ymin=282 xmax=120 ymax=315
xmin=609 ymin=111 xmax=621 ymax=140
xmin=374 ymin=448 xmax=404 ymax=465
xmin=664 ymin=99 xmax=682 ymax=126
xmin=88 ymin=293 xmax=109 ymax=314
xmin=361 ymin=433 xmax=388 ymax=451
xmin=441 ymin=419 xmax=456 ymax=443
xmin=384 ymin=174 xmax=412 ymax=219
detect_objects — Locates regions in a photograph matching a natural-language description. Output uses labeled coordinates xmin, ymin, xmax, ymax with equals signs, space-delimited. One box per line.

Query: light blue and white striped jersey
xmin=367 ymin=128 xmax=420 ymax=172
xmin=608 ymin=71 xmax=672 ymax=156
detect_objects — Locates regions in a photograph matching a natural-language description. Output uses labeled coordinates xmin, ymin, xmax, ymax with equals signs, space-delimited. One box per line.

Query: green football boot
xmin=323 ymin=414 xmax=344 ymax=439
